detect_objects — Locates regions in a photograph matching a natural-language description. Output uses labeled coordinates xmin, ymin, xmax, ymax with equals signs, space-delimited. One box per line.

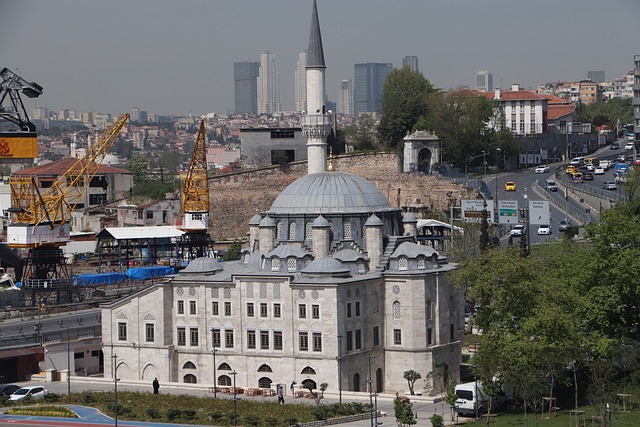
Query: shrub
xmin=284 ymin=417 xmax=299 ymax=426
xmin=265 ymin=416 xmax=279 ymax=427
xmin=244 ymin=414 xmax=260 ymax=426
xmin=146 ymin=408 xmax=160 ymax=419
xmin=166 ymin=408 xmax=182 ymax=420
xmin=44 ymin=393 xmax=61 ymax=403
xmin=312 ymin=406 xmax=330 ymax=420
xmin=430 ymin=414 xmax=444 ymax=427
xmin=208 ymin=410 xmax=225 ymax=421
xmin=80 ymin=393 xmax=96 ymax=405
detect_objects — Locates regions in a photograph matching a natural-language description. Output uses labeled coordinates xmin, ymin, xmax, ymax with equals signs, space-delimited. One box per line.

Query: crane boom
xmin=181 ymin=120 xmax=209 ymax=231
xmin=0 ymin=67 xmax=43 ymax=132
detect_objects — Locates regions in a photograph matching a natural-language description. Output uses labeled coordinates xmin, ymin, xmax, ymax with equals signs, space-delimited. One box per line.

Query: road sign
xmin=461 ymin=199 xmax=494 ymax=224
xmin=498 ymin=200 xmax=519 ymax=224
xmin=529 ymin=200 xmax=550 ymax=225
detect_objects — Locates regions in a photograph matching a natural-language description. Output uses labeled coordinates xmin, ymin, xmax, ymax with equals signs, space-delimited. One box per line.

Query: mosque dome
xmin=181 ymin=257 xmax=223 ymax=274
xmin=268 ymin=171 xmax=393 ymax=215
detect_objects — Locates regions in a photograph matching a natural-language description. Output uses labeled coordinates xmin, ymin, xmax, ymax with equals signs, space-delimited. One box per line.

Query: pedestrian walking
xmin=277 ymin=384 xmax=285 ymax=404
xmin=290 ymin=381 xmax=296 ymax=395
xmin=152 ymin=377 xmax=159 ymax=394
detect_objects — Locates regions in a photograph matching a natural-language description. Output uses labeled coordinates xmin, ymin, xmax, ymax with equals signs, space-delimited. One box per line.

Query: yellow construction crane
xmin=177 ymin=119 xmax=214 ymax=263
xmin=7 ymin=113 xmax=129 ymax=285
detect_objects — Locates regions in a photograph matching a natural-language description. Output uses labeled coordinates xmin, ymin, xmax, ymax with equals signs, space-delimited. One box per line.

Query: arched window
xmin=218 ymin=375 xmax=231 ymax=386
xmin=398 ymin=256 xmax=408 ymax=271
xmin=183 ymin=374 xmax=197 ymax=384
xmin=258 ymin=364 xmax=273 ymax=372
xmin=343 ymin=221 xmax=352 ymax=239
xmin=183 ymin=361 xmax=196 ymax=369
xmin=305 ymin=221 xmax=313 ymax=239
xmin=287 ymin=257 xmax=297 ymax=272
xmin=258 ymin=377 xmax=273 ymax=388
xmin=393 ymin=300 xmax=401 ymax=320
xmin=276 ymin=221 xmax=282 ymax=239
xmin=417 ymin=256 xmax=425 ymax=269
xmin=376 ymin=368 xmax=383 ymax=393
xmin=302 ymin=379 xmax=317 ymax=390
xmin=357 ymin=261 xmax=366 ymax=274
xmin=301 ymin=366 xmax=316 ymax=375
xmin=218 ymin=363 xmax=232 ymax=371
xmin=353 ymin=373 xmax=360 ymax=392
xmin=289 ymin=221 xmax=297 ymax=240
xmin=271 ymin=258 xmax=280 ymax=271
xmin=244 ymin=253 xmax=250 ymax=264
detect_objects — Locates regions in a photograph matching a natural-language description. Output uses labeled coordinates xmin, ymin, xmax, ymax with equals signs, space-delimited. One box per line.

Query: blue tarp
xmin=125 ymin=266 xmax=175 ymax=280
xmin=73 ymin=272 xmax=128 ymax=286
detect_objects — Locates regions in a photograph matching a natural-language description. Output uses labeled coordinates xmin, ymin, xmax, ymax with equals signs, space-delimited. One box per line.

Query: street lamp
xmin=112 ymin=354 xmax=120 ymax=427
xmin=368 ymin=355 xmax=375 ymax=427
xmin=337 ymin=335 xmax=343 ymax=404
xmin=211 ymin=328 xmax=218 ymax=399
xmin=231 ymin=370 xmax=238 ymax=427
xmin=66 ymin=327 xmax=71 ymax=395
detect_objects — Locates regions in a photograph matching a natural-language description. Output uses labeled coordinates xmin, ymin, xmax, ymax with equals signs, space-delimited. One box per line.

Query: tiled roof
xmin=548 ymin=104 xmax=575 ymax=120
xmin=14 ymin=157 xmax=131 ymax=176
xmin=468 ymin=88 xmax=547 ymax=101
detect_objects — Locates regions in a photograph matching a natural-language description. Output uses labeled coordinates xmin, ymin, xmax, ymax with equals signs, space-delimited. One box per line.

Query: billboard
xmin=529 ymin=200 xmax=550 ymax=225
xmin=0 ymin=133 xmax=38 ymax=159
xmin=498 ymin=200 xmax=519 ymax=224
xmin=462 ymin=199 xmax=494 ymax=224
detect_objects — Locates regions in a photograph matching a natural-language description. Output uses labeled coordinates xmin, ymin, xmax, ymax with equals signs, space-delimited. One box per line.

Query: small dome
xmin=301 ymin=256 xmax=350 ymax=277
xmin=181 ymin=257 xmax=223 ymax=274
xmin=249 ymin=212 xmax=263 ymax=226
xmin=403 ymin=212 xmax=417 ymax=223
xmin=259 ymin=214 xmax=276 ymax=227
xmin=265 ymin=244 xmax=309 ymax=259
xmin=364 ymin=213 xmax=384 ymax=227
xmin=333 ymin=248 xmax=367 ymax=263
xmin=312 ymin=214 xmax=330 ymax=227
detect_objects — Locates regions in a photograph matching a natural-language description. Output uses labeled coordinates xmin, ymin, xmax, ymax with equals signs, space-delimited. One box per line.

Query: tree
xmin=393 ymin=393 xmax=416 ymax=427
xmin=222 ymin=240 xmax=242 ymax=262
xmin=345 ymin=114 xmax=380 ymax=151
xmin=271 ymin=149 xmax=289 ymax=165
xmin=302 ymin=379 xmax=324 ymax=406
xmin=378 ymin=67 xmax=434 ymax=148
xmin=403 ymin=370 xmax=421 ymax=395
xmin=126 ymin=156 xmax=150 ymax=186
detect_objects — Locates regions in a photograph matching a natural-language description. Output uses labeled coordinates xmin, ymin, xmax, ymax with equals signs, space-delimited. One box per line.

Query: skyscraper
xmin=257 ymin=51 xmax=281 ymax=115
xmin=476 ymin=70 xmax=493 ymax=91
xmin=402 ymin=56 xmax=419 ymax=72
xmin=354 ymin=63 xmax=393 ymax=115
xmin=338 ymin=79 xmax=354 ymax=116
xmin=295 ymin=51 xmax=307 ymax=113
xmin=234 ymin=61 xmax=260 ymax=114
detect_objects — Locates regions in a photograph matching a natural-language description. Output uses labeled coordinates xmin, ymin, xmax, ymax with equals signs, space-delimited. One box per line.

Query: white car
xmin=625 ymin=142 xmax=634 ymax=150
xmin=585 ymin=163 xmax=595 ymax=171
xmin=9 ymin=386 xmax=48 ymax=401
xmin=510 ymin=224 xmax=526 ymax=236
xmin=534 ymin=165 xmax=550 ymax=174
xmin=594 ymin=167 xmax=605 ymax=175
xmin=537 ymin=224 xmax=552 ymax=235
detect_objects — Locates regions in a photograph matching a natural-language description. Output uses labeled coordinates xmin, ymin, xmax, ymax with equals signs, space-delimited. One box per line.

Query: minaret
xmin=301 ymin=0 xmax=332 ymax=175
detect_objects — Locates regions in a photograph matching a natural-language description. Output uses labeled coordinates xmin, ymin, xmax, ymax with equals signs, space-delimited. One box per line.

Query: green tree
xmin=403 ymin=370 xmax=421 ymax=395
xmin=271 ymin=149 xmax=289 ymax=165
xmin=222 ymin=240 xmax=242 ymax=261
xmin=393 ymin=393 xmax=416 ymax=427
xmin=126 ymin=156 xmax=150 ymax=186
xmin=345 ymin=114 xmax=380 ymax=151
xmin=378 ymin=67 xmax=434 ymax=148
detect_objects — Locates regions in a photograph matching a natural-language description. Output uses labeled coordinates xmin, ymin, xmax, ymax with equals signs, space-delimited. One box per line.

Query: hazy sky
xmin=2 ymin=0 xmax=639 ymax=117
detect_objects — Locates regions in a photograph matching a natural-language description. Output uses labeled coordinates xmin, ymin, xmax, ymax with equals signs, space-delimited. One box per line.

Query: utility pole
xmin=66 ymin=327 xmax=71 ymax=395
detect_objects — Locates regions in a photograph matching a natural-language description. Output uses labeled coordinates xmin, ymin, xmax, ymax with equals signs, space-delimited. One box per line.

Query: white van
xmin=455 ymin=382 xmax=492 ymax=417
xmin=570 ymin=157 xmax=585 ymax=167
xmin=545 ymin=179 xmax=558 ymax=192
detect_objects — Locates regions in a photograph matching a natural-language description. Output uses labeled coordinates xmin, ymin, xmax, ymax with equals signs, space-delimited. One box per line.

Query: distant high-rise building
xmin=338 ymin=79 xmax=354 ymax=116
xmin=257 ymin=51 xmax=281 ymax=115
xmin=587 ymin=71 xmax=605 ymax=83
xmin=402 ymin=56 xmax=419 ymax=72
xmin=354 ymin=63 xmax=393 ymax=115
xmin=234 ymin=61 xmax=260 ymax=114
xmin=295 ymin=51 xmax=307 ymax=113
xmin=476 ymin=70 xmax=493 ymax=91
xmin=130 ymin=107 xmax=140 ymax=122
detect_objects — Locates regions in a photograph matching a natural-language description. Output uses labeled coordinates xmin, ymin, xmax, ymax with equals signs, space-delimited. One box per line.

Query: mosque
xmin=101 ymin=0 xmax=463 ymax=395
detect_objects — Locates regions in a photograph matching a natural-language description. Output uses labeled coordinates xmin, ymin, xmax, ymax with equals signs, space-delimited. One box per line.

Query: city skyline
xmin=2 ymin=0 xmax=639 ymax=117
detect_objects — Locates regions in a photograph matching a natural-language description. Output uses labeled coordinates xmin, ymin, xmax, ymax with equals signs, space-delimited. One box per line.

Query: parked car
xmin=601 ymin=181 xmax=618 ymax=190
xmin=594 ymin=167 xmax=605 ymax=175
xmin=510 ymin=224 xmax=526 ymax=236
xmin=9 ymin=386 xmax=48 ymax=401
xmin=505 ymin=181 xmax=516 ymax=191
xmin=559 ymin=219 xmax=571 ymax=231
xmin=537 ymin=224 xmax=552 ymax=235
xmin=535 ymin=165 xmax=550 ymax=174
xmin=0 ymin=384 xmax=20 ymax=396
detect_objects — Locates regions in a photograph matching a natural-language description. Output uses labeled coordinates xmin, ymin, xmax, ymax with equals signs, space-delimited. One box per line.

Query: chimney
xmin=511 ymin=83 xmax=520 ymax=91
xmin=494 ymin=89 xmax=501 ymax=100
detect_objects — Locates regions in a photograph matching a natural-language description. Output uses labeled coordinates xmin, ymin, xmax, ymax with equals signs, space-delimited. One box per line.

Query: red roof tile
xmin=14 ymin=157 xmax=131 ymax=176
xmin=548 ymin=104 xmax=575 ymax=120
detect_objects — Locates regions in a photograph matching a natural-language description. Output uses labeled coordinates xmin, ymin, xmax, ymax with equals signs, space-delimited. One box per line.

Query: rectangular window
xmin=177 ymin=327 xmax=186 ymax=346
xmin=274 ymin=331 xmax=283 ymax=350
xmin=313 ymin=333 xmax=322 ymax=352
xmin=224 ymin=301 xmax=231 ymax=316
xmin=145 ymin=323 xmax=155 ymax=343
xmin=190 ymin=327 xmax=199 ymax=346
xmin=74 ymin=352 xmax=84 ymax=359
xmin=428 ymin=328 xmax=433 ymax=345
xmin=212 ymin=329 xmax=221 ymax=348
xmin=346 ymin=331 xmax=353 ymax=351
xmin=273 ymin=303 xmax=281 ymax=318
xmin=260 ymin=303 xmax=268 ymax=318
xmin=247 ymin=330 xmax=256 ymax=349
xmin=355 ymin=329 xmax=362 ymax=350
xmin=118 ymin=322 xmax=127 ymax=341
xmin=247 ymin=302 xmax=255 ymax=317
xmin=355 ymin=301 xmax=361 ymax=317
xmin=189 ymin=300 xmax=196 ymax=315
xmin=299 ymin=304 xmax=307 ymax=319
xmin=373 ymin=326 xmax=379 ymax=346
xmin=260 ymin=330 xmax=270 ymax=349
xmin=91 ymin=350 xmax=100 ymax=357
xmin=312 ymin=304 xmax=320 ymax=319
xmin=347 ymin=303 xmax=352 ymax=318
xmin=450 ymin=323 xmax=455 ymax=342
xmin=212 ymin=301 xmax=219 ymax=315
xmin=225 ymin=330 xmax=234 ymax=348
xmin=394 ymin=328 xmax=402 ymax=345
xmin=146 ymin=211 xmax=154 ymax=219
xmin=299 ymin=332 xmax=309 ymax=351
xmin=177 ymin=300 xmax=184 ymax=315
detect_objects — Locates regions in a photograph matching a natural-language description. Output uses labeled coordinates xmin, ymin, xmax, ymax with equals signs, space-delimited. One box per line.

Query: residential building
xmin=338 ymin=79 xmax=354 ymax=116
xmin=634 ymin=55 xmax=640 ymax=143
xmin=234 ymin=61 xmax=260 ymax=114
xmin=402 ymin=56 xmax=419 ymax=72
xmin=294 ymin=51 xmax=307 ymax=113
xmin=354 ymin=63 xmax=392 ymax=115
xmin=476 ymin=70 xmax=493 ymax=91
xmin=240 ymin=127 xmax=306 ymax=167
xmin=257 ymin=51 xmax=281 ymax=115
xmin=587 ymin=71 xmax=605 ymax=83
xmin=578 ymin=80 xmax=601 ymax=105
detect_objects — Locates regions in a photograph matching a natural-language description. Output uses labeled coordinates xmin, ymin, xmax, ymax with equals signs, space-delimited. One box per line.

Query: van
xmin=455 ymin=382 xmax=492 ymax=417
xmin=545 ymin=179 xmax=558 ymax=192
xmin=570 ymin=157 xmax=585 ymax=167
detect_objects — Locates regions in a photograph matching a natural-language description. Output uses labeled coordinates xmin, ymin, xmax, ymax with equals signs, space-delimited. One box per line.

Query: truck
xmin=614 ymin=161 xmax=629 ymax=176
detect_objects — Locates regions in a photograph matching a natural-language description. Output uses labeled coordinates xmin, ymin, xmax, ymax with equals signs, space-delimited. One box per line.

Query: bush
xmin=430 ymin=414 xmax=444 ymax=427
xmin=44 ymin=393 xmax=61 ymax=403
xmin=284 ymin=417 xmax=299 ymax=426
xmin=166 ymin=408 xmax=182 ymax=421
xmin=146 ymin=408 xmax=160 ymax=419
xmin=312 ymin=406 xmax=330 ymax=420
xmin=244 ymin=414 xmax=260 ymax=426
xmin=208 ymin=410 xmax=224 ymax=421
xmin=80 ymin=393 xmax=96 ymax=405
xmin=265 ymin=416 xmax=279 ymax=427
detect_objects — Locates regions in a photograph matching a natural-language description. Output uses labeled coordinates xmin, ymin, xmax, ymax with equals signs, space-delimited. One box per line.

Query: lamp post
xmin=66 ymin=327 xmax=71 ymax=395
xmin=112 ymin=354 xmax=120 ymax=427
xmin=231 ymin=370 xmax=238 ymax=427
xmin=337 ymin=335 xmax=343 ymax=404
xmin=211 ymin=328 xmax=218 ymax=399
xmin=368 ymin=355 xmax=375 ymax=427
xmin=446 ymin=191 xmax=455 ymax=253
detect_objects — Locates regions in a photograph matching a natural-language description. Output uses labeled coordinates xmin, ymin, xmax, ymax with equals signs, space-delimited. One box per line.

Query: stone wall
xmin=209 ymin=152 xmax=471 ymax=240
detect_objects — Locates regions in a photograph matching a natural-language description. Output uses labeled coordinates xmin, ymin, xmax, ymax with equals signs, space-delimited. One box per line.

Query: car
xmin=629 ymin=135 xmax=635 ymax=141
xmin=534 ymin=165 xmax=550 ymax=174
xmin=9 ymin=386 xmax=48 ymax=401
xmin=537 ymin=224 xmax=551 ymax=235
xmin=583 ymin=172 xmax=594 ymax=181
xmin=505 ymin=181 xmax=516 ymax=191
xmin=0 ymin=384 xmax=20 ymax=396
xmin=610 ymin=142 xmax=619 ymax=150
xmin=601 ymin=181 xmax=618 ymax=190
xmin=585 ymin=163 xmax=595 ymax=171
xmin=510 ymin=224 xmax=526 ymax=236
xmin=565 ymin=165 xmax=577 ymax=175
xmin=559 ymin=219 xmax=571 ymax=231
xmin=625 ymin=142 xmax=634 ymax=150
xmin=594 ymin=167 xmax=605 ymax=175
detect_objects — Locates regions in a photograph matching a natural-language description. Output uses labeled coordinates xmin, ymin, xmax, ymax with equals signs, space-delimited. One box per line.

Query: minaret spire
xmin=302 ymin=0 xmax=332 ymax=174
